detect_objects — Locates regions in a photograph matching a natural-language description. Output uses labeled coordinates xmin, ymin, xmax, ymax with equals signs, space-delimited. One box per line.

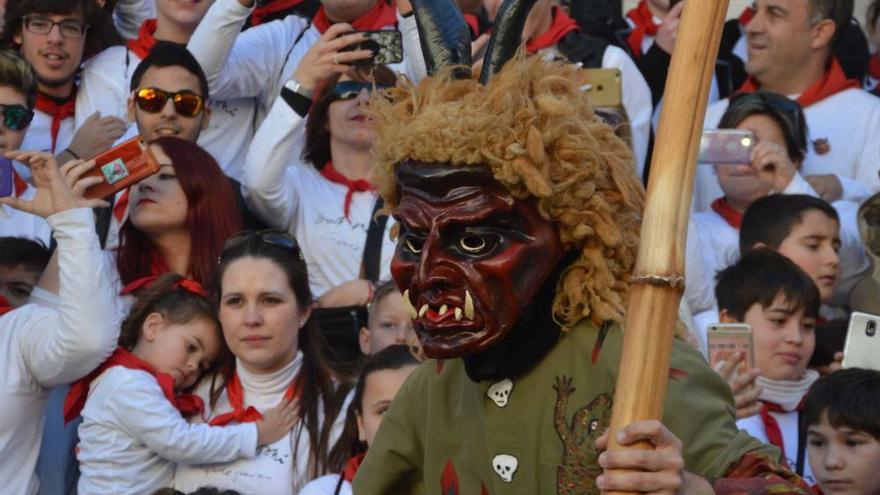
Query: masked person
xmin=352 ymin=1 xmax=815 ymax=493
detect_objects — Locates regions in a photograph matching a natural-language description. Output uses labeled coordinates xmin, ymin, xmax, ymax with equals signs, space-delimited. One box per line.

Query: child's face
xmin=808 ymin=412 xmax=880 ymax=495
xmin=360 ymin=291 xmax=417 ymax=355
xmin=738 ymin=293 xmax=815 ymax=381
xmin=0 ymin=86 xmax=29 ymax=153
xmin=356 ymin=364 xmax=417 ymax=447
xmin=0 ymin=262 xmax=41 ymax=309
xmin=777 ymin=209 xmax=840 ymax=303
xmin=135 ymin=313 xmax=222 ymax=391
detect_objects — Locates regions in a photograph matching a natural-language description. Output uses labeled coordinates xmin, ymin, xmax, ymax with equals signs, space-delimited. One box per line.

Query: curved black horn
xmin=478 ymin=0 xmax=538 ymax=85
xmin=411 ymin=0 xmax=472 ymax=78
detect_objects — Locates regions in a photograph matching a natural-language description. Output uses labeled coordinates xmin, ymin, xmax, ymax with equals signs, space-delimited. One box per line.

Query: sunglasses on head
xmin=330 ymin=81 xmax=390 ymax=102
xmin=134 ymin=88 xmax=205 ymax=117
xmin=0 ymin=104 xmax=34 ymax=131
xmin=218 ymin=230 xmax=304 ymax=264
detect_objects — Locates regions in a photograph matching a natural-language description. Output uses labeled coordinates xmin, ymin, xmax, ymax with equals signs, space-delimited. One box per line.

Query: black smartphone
xmin=0 ymin=157 xmax=12 ymax=198
xmin=342 ymin=30 xmax=404 ymax=66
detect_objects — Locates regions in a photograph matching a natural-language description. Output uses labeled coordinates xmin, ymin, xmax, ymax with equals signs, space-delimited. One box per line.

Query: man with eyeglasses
xmin=695 ymin=0 xmax=880 ymax=213
xmin=2 ymin=0 xmax=126 ymax=182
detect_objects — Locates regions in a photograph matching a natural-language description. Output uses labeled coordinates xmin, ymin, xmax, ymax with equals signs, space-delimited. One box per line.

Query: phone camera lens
xmin=867 ymin=321 xmax=877 ymax=337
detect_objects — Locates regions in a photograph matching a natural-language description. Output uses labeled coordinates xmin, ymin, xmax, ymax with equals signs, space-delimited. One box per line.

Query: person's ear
xmin=298 ymin=305 xmax=312 ymax=330
xmin=356 ymin=411 xmax=367 ymax=443
xmin=359 ymin=326 xmax=372 ymax=356
xmin=200 ymin=104 xmax=211 ymax=131
xmin=810 ymin=18 xmax=836 ymax=51
xmin=752 ymin=242 xmax=767 ymax=251
xmin=718 ymin=309 xmax=737 ymax=324
xmin=141 ymin=312 xmax=166 ymax=342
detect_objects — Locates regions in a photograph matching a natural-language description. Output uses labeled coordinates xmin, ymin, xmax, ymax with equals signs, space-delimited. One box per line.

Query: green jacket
xmin=354 ymin=321 xmax=788 ymax=495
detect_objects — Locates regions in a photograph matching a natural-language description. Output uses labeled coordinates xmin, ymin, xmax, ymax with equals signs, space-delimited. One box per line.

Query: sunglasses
xmin=0 ymin=104 xmax=34 ymax=131
xmin=134 ymin=88 xmax=205 ymax=117
xmin=219 ymin=230 xmax=304 ymax=264
xmin=330 ymin=81 xmax=390 ymax=102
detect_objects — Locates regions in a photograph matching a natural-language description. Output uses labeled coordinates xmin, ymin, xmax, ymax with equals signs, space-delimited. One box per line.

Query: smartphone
xmin=342 ymin=30 xmax=403 ymax=66
xmin=699 ymin=129 xmax=755 ymax=164
xmin=707 ymin=323 xmax=755 ymax=377
xmin=83 ymin=137 xmax=160 ymax=200
xmin=842 ymin=311 xmax=880 ymax=371
xmin=0 ymin=157 xmax=12 ymax=198
xmin=574 ymin=68 xmax=623 ymax=108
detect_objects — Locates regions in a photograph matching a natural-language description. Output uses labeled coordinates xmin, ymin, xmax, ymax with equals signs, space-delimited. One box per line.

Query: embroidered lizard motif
xmin=553 ymin=376 xmax=613 ymax=495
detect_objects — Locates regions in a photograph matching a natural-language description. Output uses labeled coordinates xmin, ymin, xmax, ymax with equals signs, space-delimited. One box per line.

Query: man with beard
xmin=352 ymin=1 xmax=815 ymax=493
xmin=2 ymin=0 xmax=125 ymax=180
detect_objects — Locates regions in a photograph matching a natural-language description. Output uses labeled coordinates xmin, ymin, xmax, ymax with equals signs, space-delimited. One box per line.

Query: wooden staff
xmin=605 ymin=1 xmax=729 ymax=491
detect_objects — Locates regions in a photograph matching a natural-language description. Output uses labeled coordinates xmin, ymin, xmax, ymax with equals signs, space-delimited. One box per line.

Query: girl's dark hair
xmin=302 ymin=65 xmax=397 ymax=170
xmin=721 ymin=91 xmax=808 ymax=165
xmin=804 ymin=368 xmax=880 ymax=440
xmin=2 ymin=0 xmax=122 ymax=59
xmin=326 ymin=344 xmax=421 ymax=471
xmin=211 ymin=233 xmax=355 ymax=478
xmin=118 ymin=274 xmax=223 ymax=383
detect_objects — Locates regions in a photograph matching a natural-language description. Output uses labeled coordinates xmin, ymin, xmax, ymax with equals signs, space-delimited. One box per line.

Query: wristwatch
xmin=284 ymin=79 xmax=314 ymax=100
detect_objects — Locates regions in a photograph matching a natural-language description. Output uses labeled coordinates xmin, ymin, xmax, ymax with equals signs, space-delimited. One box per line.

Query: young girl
xmin=65 ymin=274 xmax=299 ymax=495
xmin=299 ymin=345 xmax=421 ymax=495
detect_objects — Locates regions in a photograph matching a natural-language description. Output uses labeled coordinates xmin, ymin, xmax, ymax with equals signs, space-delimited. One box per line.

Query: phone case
xmin=699 ymin=130 xmax=755 ymax=164
xmin=574 ymin=68 xmax=623 ymax=108
xmin=83 ymin=137 xmax=160 ymax=200
xmin=0 ymin=157 xmax=12 ymax=198
xmin=707 ymin=323 xmax=755 ymax=376
xmin=344 ymin=30 xmax=403 ymax=66
xmin=842 ymin=311 xmax=880 ymax=371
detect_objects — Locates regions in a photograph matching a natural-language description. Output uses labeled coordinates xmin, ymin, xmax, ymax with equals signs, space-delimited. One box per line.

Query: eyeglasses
xmin=134 ymin=88 xmax=205 ymax=117
xmin=330 ymin=81 xmax=390 ymax=102
xmin=0 ymin=104 xmax=34 ymax=131
xmin=219 ymin=230 xmax=304 ymax=264
xmin=22 ymin=15 xmax=89 ymax=39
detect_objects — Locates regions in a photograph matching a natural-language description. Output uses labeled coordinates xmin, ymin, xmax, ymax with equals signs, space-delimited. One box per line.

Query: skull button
xmin=492 ymin=454 xmax=518 ymax=483
xmin=486 ymin=379 xmax=513 ymax=408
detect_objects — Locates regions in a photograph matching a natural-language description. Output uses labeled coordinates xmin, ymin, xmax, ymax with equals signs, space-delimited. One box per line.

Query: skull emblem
xmin=486 ymin=379 xmax=513 ymax=407
xmin=492 ymin=454 xmax=518 ymax=483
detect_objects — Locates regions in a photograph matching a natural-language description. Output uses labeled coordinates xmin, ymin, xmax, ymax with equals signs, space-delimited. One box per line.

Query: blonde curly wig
xmin=367 ymin=55 xmax=645 ymax=328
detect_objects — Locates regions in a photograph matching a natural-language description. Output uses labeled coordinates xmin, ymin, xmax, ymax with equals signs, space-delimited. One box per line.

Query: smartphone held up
xmin=82 ymin=137 xmax=160 ymax=200
xmin=341 ymin=30 xmax=403 ymax=66
xmin=707 ymin=323 xmax=755 ymax=378
xmin=698 ymin=129 xmax=755 ymax=164
xmin=843 ymin=312 xmax=880 ymax=371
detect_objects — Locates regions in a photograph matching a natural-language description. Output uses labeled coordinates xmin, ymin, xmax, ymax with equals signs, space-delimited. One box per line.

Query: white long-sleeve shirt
xmin=187 ymin=0 xmax=426 ymax=124
xmin=77 ymin=367 xmax=258 ymax=495
xmin=174 ymin=353 xmax=352 ymax=495
xmin=242 ymin=94 xmax=396 ymax=297
xmin=0 ymin=179 xmax=51 ymax=246
xmin=696 ymin=88 xmax=880 ymax=212
xmin=111 ymin=0 xmax=154 ymax=39
xmin=0 ymin=208 xmax=119 ymax=495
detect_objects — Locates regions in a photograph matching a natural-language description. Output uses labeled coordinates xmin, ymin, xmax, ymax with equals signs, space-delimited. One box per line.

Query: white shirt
xmin=300 ymin=474 xmax=352 ymax=495
xmin=77 ymin=367 xmax=258 ymax=495
xmin=174 ymin=353 xmax=352 ymax=495
xmin=697 ymin=88 xmax=880 ymax=212
xmin=187 ymin=0 xmax=426 ymax=124
xmin=242 ymin=96 xmax=395 ymax=297
xmin=0 ymin=180 xmax=51 ymax=246
xmin=112 ymin=0 xmax=154 ymax=39
xmin=738 ymin=411 xmax=815 ymax=486
xmin=76 ymin=44 xmax=256 ymax=182
xmin=16 ymin=108 xmax=75 ymax=182
xmin=0 ymin=208 xmax=120 ymax=495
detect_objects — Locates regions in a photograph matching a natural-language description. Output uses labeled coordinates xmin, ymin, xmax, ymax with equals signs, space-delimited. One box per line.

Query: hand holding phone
xmin=82 ymin=137 xmax=160 ymax=200
xmin=707 ymin=323 xmax=755 ymax=376
xmin=340 ymin=30 xmax=403 ymax=66
xmin=698 ymin=129 xmax=755 ymax=164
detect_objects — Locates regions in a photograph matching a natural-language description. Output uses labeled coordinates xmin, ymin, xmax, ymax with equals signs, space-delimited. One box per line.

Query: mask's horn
xmin=478 ymin=0 xmax=538 ymax=85
xmin=411 ymin=0 xmax=473 ymax=78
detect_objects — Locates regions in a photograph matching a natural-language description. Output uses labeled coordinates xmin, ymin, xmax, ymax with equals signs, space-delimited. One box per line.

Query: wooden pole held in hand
xmin=605 ymin=1 xmax=730 ymax=493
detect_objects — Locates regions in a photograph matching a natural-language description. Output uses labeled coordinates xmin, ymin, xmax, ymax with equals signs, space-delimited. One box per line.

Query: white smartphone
xmin=707 ymin=323 xmax=755 ymax=377
xmin=842 ymin=311 xmax=880 ymax=371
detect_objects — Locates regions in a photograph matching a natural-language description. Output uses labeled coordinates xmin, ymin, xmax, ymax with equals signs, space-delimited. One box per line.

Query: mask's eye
xmin=404 ymin=237 xmax=423 ymax=255
xmin=459 ymin=234 xmax=487 ymax=254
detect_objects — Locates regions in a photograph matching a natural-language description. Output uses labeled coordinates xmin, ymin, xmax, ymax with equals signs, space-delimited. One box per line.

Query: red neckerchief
xmin=711 ymin=197 xmax=743 ymax=229
xmin=63 ymin=347 xmax=205 ymax=424
xmin=737 ymin=58 xmax=861 ymax=108
xmin=342 ymin=452 xmax=367 ymax=482
xmin=113 ymin=189 xmax=129 ymax=223
xmin=526 ymin=7 xmax=580 ymax=53
xmin=464 ymin=13 xmax=480 ymax=39
xmin=625 ymin=0 xmax=659 ymax=58
xmin=209 ymin=371 xmax=301 ymax=426
xmin=312 ymin=0 xmax=397 ymax=34
xmin=869 ymin=55 xmax=880 ymax=81
xmin=0 ymin=295 xmax=11 ymax=316
xmin=739 ymin=7 xmax=754 ymax=26
xmin=320 ymin=161 xmax=374 ymax=220
xmin=251 ymin=0 xmax=306 ymax=26
xmin=127 ymin=19 xmax=157 ymax=60
xmin=12 ymin=169 xmax=27 ymax=198
xmin=759 ymin=397 xmax=805 ymax=460
xmin=120 ymin=255 xmax=171 ymax=293
xmin=35 ymin=92 xmax=76 ymax=154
